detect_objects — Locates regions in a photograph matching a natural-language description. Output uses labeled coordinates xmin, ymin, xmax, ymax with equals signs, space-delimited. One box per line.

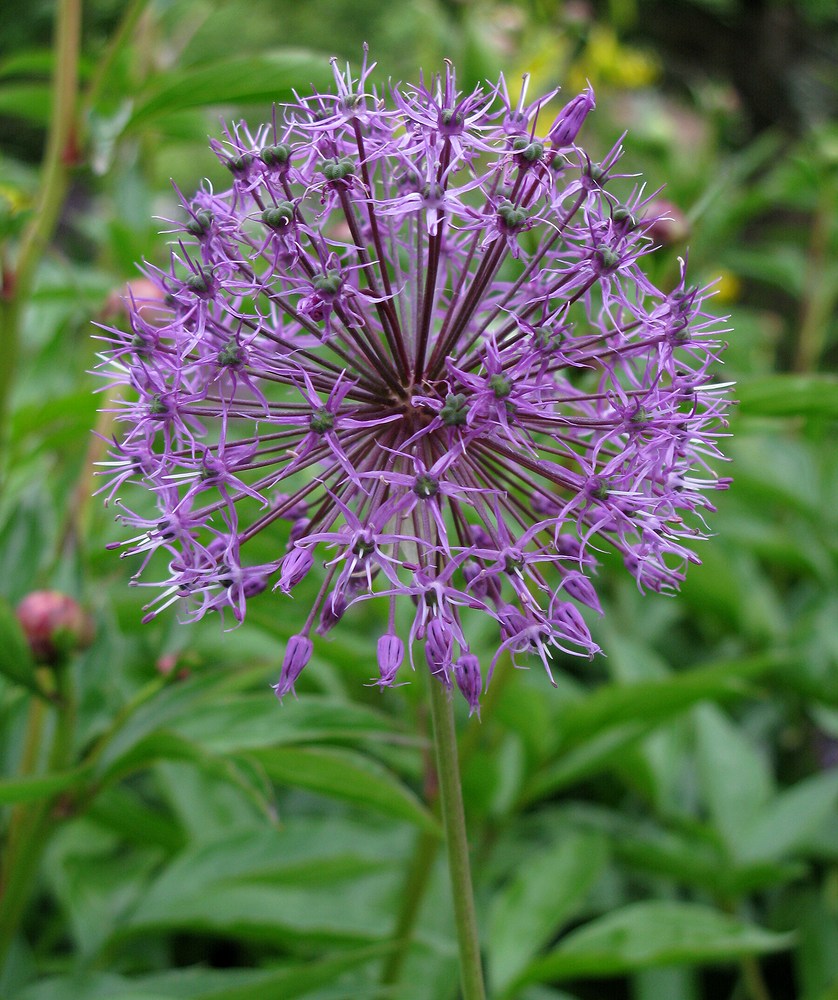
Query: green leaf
xmin=126 ymin=50 xmax=333 ymax=128
xmin=171 ymin=694 xmax=412 ymax=753
xmin=0 ymin=82 xmax=51 ymax=123
xmin=247 ymin=745 xmax=441 ymax=835
xmin=524 ymin=655 xmax=780 ymax=802
xmin=122 ymin=828 xmax=399 ymax=947
xmin=776 ymin=888 xmax=838 ymax=1000
xmin=556 ymin=654 xmax=777 ymax=744
xmin=694 ymin=704 xmax=773 ymax=859
xmin=176 ymin=947 xmax=390 ymax=1000
xmin=92 ymin=670 xmax=250 ymax=779
xmin=97 ymin=729 xmax=215 ymax=784
xmin=0 ymin=765 xmax=90 ymax=804
xmin=0 ymin=49 xmax=54 ymax=80
xmin=523 ymin=721 xmax=648 ymax=798
xmin=520 ymin=902 xmax=793 ymax=983
xmin=567 ymin=804 xmax=802 ymax=895
xmin=739 ymin=770 xmax=838 ymax=863
xmin=86 ymin=785 xmax=186 ymax=852
xmin=15 ymin=945 xmax=393 ymax=1000
xmin=736 ymin=375 xmax=838 ymax=420
xmin=47 ymin=831 xmax=164 ymax=957
xmin=490 ymin=831 xmax=608 ymax=995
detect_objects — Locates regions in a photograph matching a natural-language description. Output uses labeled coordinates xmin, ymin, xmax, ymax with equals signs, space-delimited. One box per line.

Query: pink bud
xmin=16 ymin=591 xmax=94 ymax=665
xmin=643 ymin=198 xmax=690 ymax=246
xmin=102 ymin=278 xmax=169 ymax=325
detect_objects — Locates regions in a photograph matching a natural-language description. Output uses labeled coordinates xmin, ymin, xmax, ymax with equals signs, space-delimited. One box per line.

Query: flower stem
xmin=379 ymin=828 xmax=440 ymax=987
xmin=0 ymin=666 xmax=76 ymax=973
xmin=0 ymin=0 xmax=81 ymax=454
xmin=428 ymin=677 xmax=486 ymax=1000
xmin=741 ymin=955 xmax=772 ymax=1000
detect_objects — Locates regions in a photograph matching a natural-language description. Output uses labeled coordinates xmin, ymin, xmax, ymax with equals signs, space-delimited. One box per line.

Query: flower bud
xmin=276 ymin=547 xmax=314 ymax=593
xmin=262 ymin=202 xmax=296 ymax=230
xmin=643 ymin=198 xmax=690 ymax=246
xmin=185 ymin=269 xmax=213 ymax=296
xmin=454 ymin=653 xmax=482 ymax=717
xmin=317 ymin=592 xmax=347 ymax=634
xmin=377 ymin=633 xmax=404 ymax=687
xmin=225 ymin=153 xmax=253 ymax=174
xmin=463 ymin=557 xmax=503 ymax=605
xmin=560 ymin=571 xmax=603 ymax=612
xmin=440 ymin=392 xmax=469 ymax=427
xmin=260 ymin=143 xmax=291 ymax=168
xmin=309 ymin=406 xmax=336 ymax=433
xmin=425 ymin=618 xmax=453 ymax=686
xmin=322 ymin=156 xmax=354 ymax=181
xmin=289 ymin=516 xmax=311 ymax=546
xmin=16 ymin=591 xmax=94 ymax=665
xmin=548 ymin=86 xmax=595 ymax=148
xmin=101 ymin=278 xmax=169 ymax=325
xmin=272 ymin=634 xmax=313 ymax=700
xmin=552 ymin=601 xmax=596 ymax=651
xmin=185 ymin=209 xmax=213 ymax=238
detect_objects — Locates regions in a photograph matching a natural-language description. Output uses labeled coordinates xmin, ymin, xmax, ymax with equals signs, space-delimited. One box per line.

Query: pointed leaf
xmin=490 ymin=831 xmax=608 ymax=994
xmin=694 ymin=704 xmax=773 ymax=858
xmin=172 ymin=694 xmax=411 ymax=753
xmin=556 ymin=654 xmax=778 ymax=744
xmin=521 ymin=902 xmax=793 ymax=983
xmin=0 ymin=765 xmax=91 ymax=804
xmin=736 ymin=374 xmax=838 ymax=420
xmin=127 ymin=51 xmax=333 ymax=127
xmin=247 ymin=745 xmax=440 ymax=835
xmin=740 ymin=769 xmax=838 ymax=863
xmin=525 ymin=655 xmax=781 ymax=804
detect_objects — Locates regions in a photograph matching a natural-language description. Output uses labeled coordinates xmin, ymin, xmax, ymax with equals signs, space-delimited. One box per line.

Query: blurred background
xmin=1 ymin=2 xmax=838 ymax=999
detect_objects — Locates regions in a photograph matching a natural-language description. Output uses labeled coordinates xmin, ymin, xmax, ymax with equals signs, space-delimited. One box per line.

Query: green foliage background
xmin=1 ymin=1 xmax=837 ymax=998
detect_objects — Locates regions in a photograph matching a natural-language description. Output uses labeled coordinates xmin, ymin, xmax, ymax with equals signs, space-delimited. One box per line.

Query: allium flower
xmin=96 ymin=52 xmax=732 ymax=712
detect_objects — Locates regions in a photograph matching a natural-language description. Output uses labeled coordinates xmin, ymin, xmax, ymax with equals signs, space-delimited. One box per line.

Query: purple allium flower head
xmin=96 ymin=50 xmax=732 ymax=710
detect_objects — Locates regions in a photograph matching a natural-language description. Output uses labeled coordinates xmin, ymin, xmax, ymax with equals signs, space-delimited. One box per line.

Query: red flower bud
xmin=16 ymin=591 xmax=94 ymax=665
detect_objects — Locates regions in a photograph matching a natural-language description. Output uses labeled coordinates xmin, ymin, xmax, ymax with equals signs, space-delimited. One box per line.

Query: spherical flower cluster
xmin=97 ymin=52 xmax=731 ymax=713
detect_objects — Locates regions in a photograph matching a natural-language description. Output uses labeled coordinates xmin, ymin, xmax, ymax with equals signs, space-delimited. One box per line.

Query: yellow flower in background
xmin=0 ymin=185 xmax=31 ymax=219
xmin=0 ymin=184 xmax=33 ymax=238
xmin=515 ymin=21 xmax=660 ymax=140
xmin=712 ymin=269 xmax=742 ymax=304
xmin=515 ymin=35 xmax=574 ymax=95
xmin=569 ymin=24 xmax=659 ymax=92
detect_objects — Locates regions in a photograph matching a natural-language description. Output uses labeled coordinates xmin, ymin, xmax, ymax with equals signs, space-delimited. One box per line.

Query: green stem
xmin=0 ymin=0 xmax=81 ymax=455
xmin=0 ymin=667 xmax=76 ymax=972
xmin=792 ymin=173 xmax=838 ymax=373
xmin=82 ymin=0 xmax=148 ymax=122
xmin=379 ymin=828 xmax=440 ymax=987
xmin=2 ymin=679 xmax=49 ymax=889
xmin=740 ymin=954 xmax=772 ymax=1000
xmin=383 ymin=657 xmax=512 ymax=992
xmin=428 ymin=678 xmax=486 ymax=1000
